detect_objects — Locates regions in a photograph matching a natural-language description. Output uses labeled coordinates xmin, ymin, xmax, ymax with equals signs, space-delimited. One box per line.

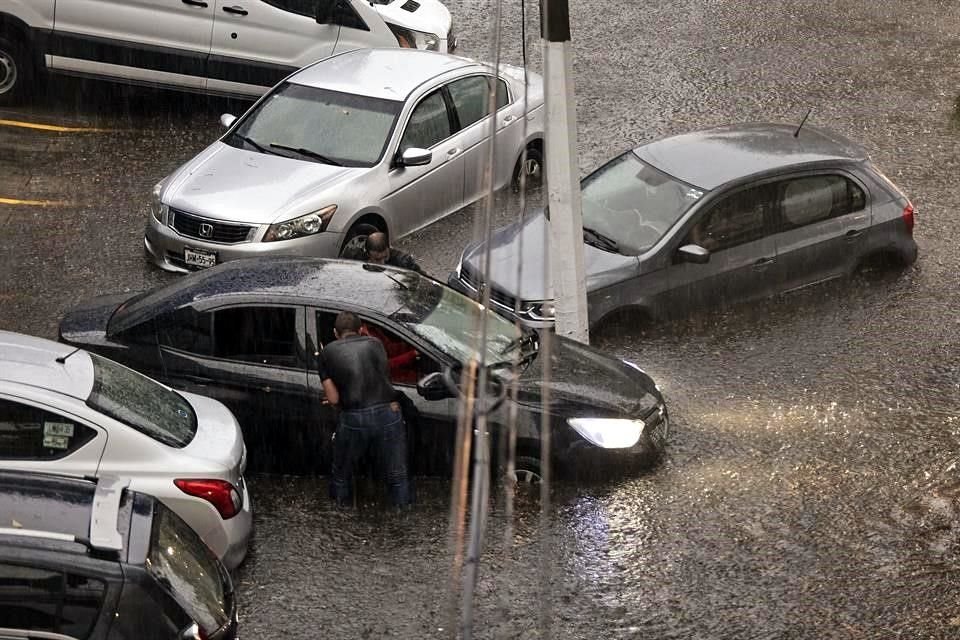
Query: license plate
xmin=184 ymin=247 xmax=217 ymax=268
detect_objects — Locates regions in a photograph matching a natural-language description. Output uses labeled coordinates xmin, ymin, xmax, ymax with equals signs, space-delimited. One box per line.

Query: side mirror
xmin=677 ymin=244 xmax=710 ymax=264
xmin=219 ymin=113 xmax=237 ymax=129
xmin=417 ymin=371 xmax=455 ymax=401
xmin=399 ymin=147 xmax=433 ymax=168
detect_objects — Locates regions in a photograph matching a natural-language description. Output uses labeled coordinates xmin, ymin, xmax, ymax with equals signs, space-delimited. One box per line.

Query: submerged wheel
xmin=339 ymin=222 xmax=382 ymax=259
xmin=512 ymin=455 xmax=543 ymax=485
xmin=512 ymin=145 xmax=544 ymax=192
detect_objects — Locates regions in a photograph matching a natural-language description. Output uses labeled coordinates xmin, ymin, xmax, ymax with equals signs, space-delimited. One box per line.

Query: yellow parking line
xmin=0 ymin=197 xmax=71 ymax=207
xmin=0 ymin=118 xmax=107 ymax=133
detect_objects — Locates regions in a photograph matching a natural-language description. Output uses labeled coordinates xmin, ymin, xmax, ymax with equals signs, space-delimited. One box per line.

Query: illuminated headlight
xmin=388 ymin=23 xmax=441 ymax=51
xmin=150 ymin=180 xmax=169 ymax=225
xmin=523 ymin=301 xmax=555 ymax=321
xmin=567 ymin=417 xmax=644 ymax=449
xmin=263 ymin=205 xmax=337 ymax=242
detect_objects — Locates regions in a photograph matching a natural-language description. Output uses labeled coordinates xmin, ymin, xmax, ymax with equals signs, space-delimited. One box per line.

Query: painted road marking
xmin=0 ymin=197 xmax=71 ymax=207
xmin=0 ymin=118 xmax=108 ymax=133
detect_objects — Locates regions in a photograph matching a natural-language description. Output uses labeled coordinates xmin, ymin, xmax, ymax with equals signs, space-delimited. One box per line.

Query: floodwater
xmin=1 ymin=0 xmax=959 ymax=637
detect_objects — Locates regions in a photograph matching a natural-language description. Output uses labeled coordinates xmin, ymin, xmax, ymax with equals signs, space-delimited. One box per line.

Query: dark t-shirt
xmin=318 ymin=334 xmax=396 ymax=410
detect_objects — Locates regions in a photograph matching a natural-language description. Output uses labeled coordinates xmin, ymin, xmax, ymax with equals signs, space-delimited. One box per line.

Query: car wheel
xmin=512 ymin=455 xmax=543 ymax=485
xmin=339 ymin=222 xmax=382 ymax=259
xmin=0 ymin=35 xmax=33 ymax=105
xmin=512 ymin=145 xmax=544 ymax=192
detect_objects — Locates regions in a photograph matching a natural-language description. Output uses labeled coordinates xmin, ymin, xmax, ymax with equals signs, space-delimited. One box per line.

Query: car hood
xmin=514 ymin=335 xmax=661 ymax=418
xmin=163 ymin=142 xmax=365 ymax=225
xmin=375 ymin=0 xmax=452 ymax=38
xmin=180 ymin=391 xmax=246 ymax=475
xmin=461 ymin=210 xmax=638 ymax=301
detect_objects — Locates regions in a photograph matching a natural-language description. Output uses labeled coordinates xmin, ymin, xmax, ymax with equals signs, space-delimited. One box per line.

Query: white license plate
xmin=184 ymin=247 xmax=217 ymax=268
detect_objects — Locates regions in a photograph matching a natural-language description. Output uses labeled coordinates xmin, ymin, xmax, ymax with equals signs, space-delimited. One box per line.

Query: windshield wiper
xmin=232 ymin=133 xmax=275 ymax=155
xmin=269 ymin=143 xmax=342 ymax=166
xmin=498 ymin=331 xmax=538 ymax=356
xmin=583 ymin=226 xmax=620 ymax=253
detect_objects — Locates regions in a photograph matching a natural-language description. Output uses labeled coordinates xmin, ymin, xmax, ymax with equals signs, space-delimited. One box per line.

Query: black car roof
xmin=109 ymin=258 xmax=428 ymax=335
xmin=0 ymin=471 xmax=130 ymax=556
xmin=635 ymin=123 xmax=868 ymax=190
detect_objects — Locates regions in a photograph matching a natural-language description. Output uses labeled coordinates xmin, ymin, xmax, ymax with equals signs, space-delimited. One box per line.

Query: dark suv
xmin=0 ymin=471 xmax=238 ymax=640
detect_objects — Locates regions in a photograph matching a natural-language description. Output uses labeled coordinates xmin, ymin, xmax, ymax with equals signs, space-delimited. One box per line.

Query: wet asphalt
xmin=2 ymin=0 xmax=960 ymax=637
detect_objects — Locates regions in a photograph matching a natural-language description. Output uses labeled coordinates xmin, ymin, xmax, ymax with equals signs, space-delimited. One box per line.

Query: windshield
xmin=86 ymin=353 xmax=197 ymax=448
xmin=147 ymin=502 xmax=229 ymax=636
xmin=580 ymin=151 xmax=704 ymax=255
xmin=227 ymin=83 xmax=403 ymax=168
xmin=392 ymin=285 xmax=529 ymax=366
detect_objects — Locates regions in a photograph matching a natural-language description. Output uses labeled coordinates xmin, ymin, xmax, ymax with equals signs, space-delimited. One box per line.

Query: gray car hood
xmin=461 ymin=210 xmax=638 ymax=301
xmin=164 ymin=141 xmax=364 ymax=225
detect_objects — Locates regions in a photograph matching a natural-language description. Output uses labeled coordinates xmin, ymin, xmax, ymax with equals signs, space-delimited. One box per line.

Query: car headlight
xmin=523 ymin=301 xmax=555 ymax=321
xmin=150 ymin=180 xmax=169 ymax=225
xmin=263 ymin=205 xmax=337 ymax=242
xmin=566 ymin=417 xmax=644 ymax=449
xmin=387 ymin=23 xmax=440 ymax=51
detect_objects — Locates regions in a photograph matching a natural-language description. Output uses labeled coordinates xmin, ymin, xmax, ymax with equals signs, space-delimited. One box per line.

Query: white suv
xmin=0 ymin=0 xmax=454 ymax=103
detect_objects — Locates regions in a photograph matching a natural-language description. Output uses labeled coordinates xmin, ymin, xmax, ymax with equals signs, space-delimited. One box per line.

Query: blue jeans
xmin=330 ymin=401 xmax=413 ymax=507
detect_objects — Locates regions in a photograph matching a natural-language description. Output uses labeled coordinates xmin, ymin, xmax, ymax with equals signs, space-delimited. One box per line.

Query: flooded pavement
xmin=2 ymin=0 xmax=960 ymax=637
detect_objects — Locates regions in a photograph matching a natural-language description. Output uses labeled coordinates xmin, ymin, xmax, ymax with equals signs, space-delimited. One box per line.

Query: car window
xmin=147 ymin=502 xmax=229 ymax=639
xmin=0 ymin=399 xmax=97 ymax=460
xmin=496 ymin=79 xmax=510 ymax=109
xmin=400 ymin=90 xmax=453 ymax=151
xmin=0 ymin=563 xmax=105 ymax=638
xmin=447 ymin=76 xmax=491 ymax=129
xmin=261 ymin=0 xmax=317 ymax=18
xmin=686 ymin=185 xmax=773 ymax=252
xmin=159 ymin=309 xmax=212 ymax=355
xmin=86 ymin=353 xmax=198 ymax=448
xmin=361 ymin=320 xmax=437 ymax=386
xmin=779 ymin=175 xmax=867 ymax=230
xmin=213 ymin=306 xmax=301 ymax=368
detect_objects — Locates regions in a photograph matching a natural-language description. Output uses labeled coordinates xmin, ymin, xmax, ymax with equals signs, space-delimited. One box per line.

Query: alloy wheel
xmin=513 ymin=468 xmax=543 ymax=485
xmin=0 ymin=49 xmax=16 ymax=95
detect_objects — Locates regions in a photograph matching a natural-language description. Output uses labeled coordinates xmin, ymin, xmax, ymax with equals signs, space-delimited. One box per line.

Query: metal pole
xmin=542 ymin=0 xmax=589 ymax=343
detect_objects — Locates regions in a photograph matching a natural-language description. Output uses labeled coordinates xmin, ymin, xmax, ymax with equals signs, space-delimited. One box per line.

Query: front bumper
xmin=144 ymin=215 xmax=343 ymax=273
xmin=446 ymin=270 xmax=555 ymax=331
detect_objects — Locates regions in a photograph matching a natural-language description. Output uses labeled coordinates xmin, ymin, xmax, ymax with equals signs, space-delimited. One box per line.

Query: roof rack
xmin=0 ymin=474 xmax=130 ymax=554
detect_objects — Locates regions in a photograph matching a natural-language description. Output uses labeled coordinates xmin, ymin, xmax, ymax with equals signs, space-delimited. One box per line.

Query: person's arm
xmin=317 ymin=351 xmax=340 ymax=406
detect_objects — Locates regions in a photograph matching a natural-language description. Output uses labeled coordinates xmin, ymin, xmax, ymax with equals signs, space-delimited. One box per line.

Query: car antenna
xmin=793 ymin=107 xmax=812 ymax=138
xmin=55 ymin=347 xmax=82 ymax=364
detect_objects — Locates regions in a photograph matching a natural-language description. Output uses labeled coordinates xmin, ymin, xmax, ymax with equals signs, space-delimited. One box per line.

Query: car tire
xmin=339 ymin=222 xmax=382 ymax=259
xmin=512 ymin=455 xmax=543 ymax=485
xmin=512 ymin=145 xmax=544 ymax=192
xmin=0 ymin=35 xmax=33 ymax=106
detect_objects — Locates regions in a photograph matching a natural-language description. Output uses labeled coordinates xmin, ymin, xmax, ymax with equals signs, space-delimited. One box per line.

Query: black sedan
xmin=59 ymin=258 xmax=668 ymax=479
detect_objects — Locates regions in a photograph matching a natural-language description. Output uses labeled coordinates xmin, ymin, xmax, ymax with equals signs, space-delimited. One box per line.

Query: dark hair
xmin=365 ymin=232 xmax=389 ymax=254
xmin=334 ymin=311 xmax=362 ymax=335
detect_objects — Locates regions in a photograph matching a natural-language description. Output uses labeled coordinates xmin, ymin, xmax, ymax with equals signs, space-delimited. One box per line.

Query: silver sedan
xmin=0 ymin=331 xmax=252 ymax=569
xmin=145 ymin=47 xmax=544 ymax=272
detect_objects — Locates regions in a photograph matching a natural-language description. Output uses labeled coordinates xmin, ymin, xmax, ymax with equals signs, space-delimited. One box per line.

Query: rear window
xmin=85 ymin=353 xmax=197 ymax=448
xmin=146 ymin=503 xmax=229 ymax=636
xmin=0 ymin=563 xmax=106 ymax=638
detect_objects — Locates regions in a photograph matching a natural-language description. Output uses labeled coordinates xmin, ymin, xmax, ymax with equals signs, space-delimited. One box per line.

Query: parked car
xmin=449 ymin=122 xmax=919 ymax=329
xmin=0 ymin=0 xmax=454 ymax=104
xmin=0 ymin=471 xmax=238 ymax=640
xmin=0 ymin=331 xmax=251 ymax=569
xmin=144 ymin=47 xmax=545 ymax=272
xmin=59 ymin=258 xmax=667 ymax=479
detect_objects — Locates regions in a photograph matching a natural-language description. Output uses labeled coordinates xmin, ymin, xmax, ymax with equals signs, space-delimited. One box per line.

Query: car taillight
xmin=174 ymin=479 xmax=242 ymax=520
xmin=902 ymin=202 xmax=915 ymax=234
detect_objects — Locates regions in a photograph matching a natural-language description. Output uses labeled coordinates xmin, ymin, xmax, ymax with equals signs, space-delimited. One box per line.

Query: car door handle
xmin=182 ymin=374 xmax=214 ymax=385
xmin=447 ymin=147 xmax=461 ymax=157
xmin=501 ymin=114 xmax=516 ymax=125
xmin=182 ymin=0 xmax=208 ymax=6
xmin=845 ymin=229 xmax=863 ymax=240
xmin=222 ymin=5 xmax=248 ymax=14
xmin=262 ymin=385 xmax=271 ymax=393
xmin=753 ymin=256 xmax=775 ymax=268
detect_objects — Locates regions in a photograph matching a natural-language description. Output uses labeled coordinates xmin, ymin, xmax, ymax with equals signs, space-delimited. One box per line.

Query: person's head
xmin=333 ymin=311 xmax=362 ymax=339
xmin=365 ymin=232 xmax=390 ymax=264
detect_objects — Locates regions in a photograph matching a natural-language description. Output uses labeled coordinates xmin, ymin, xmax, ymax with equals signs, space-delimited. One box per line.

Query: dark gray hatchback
xmin=0 ymin=471 xmax=238 ymax=640
xmin=450 ymin=123 xmax=919 ymax=329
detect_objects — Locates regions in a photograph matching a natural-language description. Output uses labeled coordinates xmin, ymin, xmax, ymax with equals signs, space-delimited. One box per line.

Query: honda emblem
xmin=198 ymin=223 xmax=214 ymax=238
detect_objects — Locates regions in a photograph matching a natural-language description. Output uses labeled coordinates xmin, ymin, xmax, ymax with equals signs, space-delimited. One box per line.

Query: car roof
xmin=289 ymin=48 xmax=483 ymax=101
xmin=0 ymin=330 xmax=94 ymax=400
xmin=635 ymin=123 xmax=868 ymax=190
xmin=0 ymin=471 xmax=131 ymax=557
xmin=109 ymin=258 xmax=434 ymax=335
